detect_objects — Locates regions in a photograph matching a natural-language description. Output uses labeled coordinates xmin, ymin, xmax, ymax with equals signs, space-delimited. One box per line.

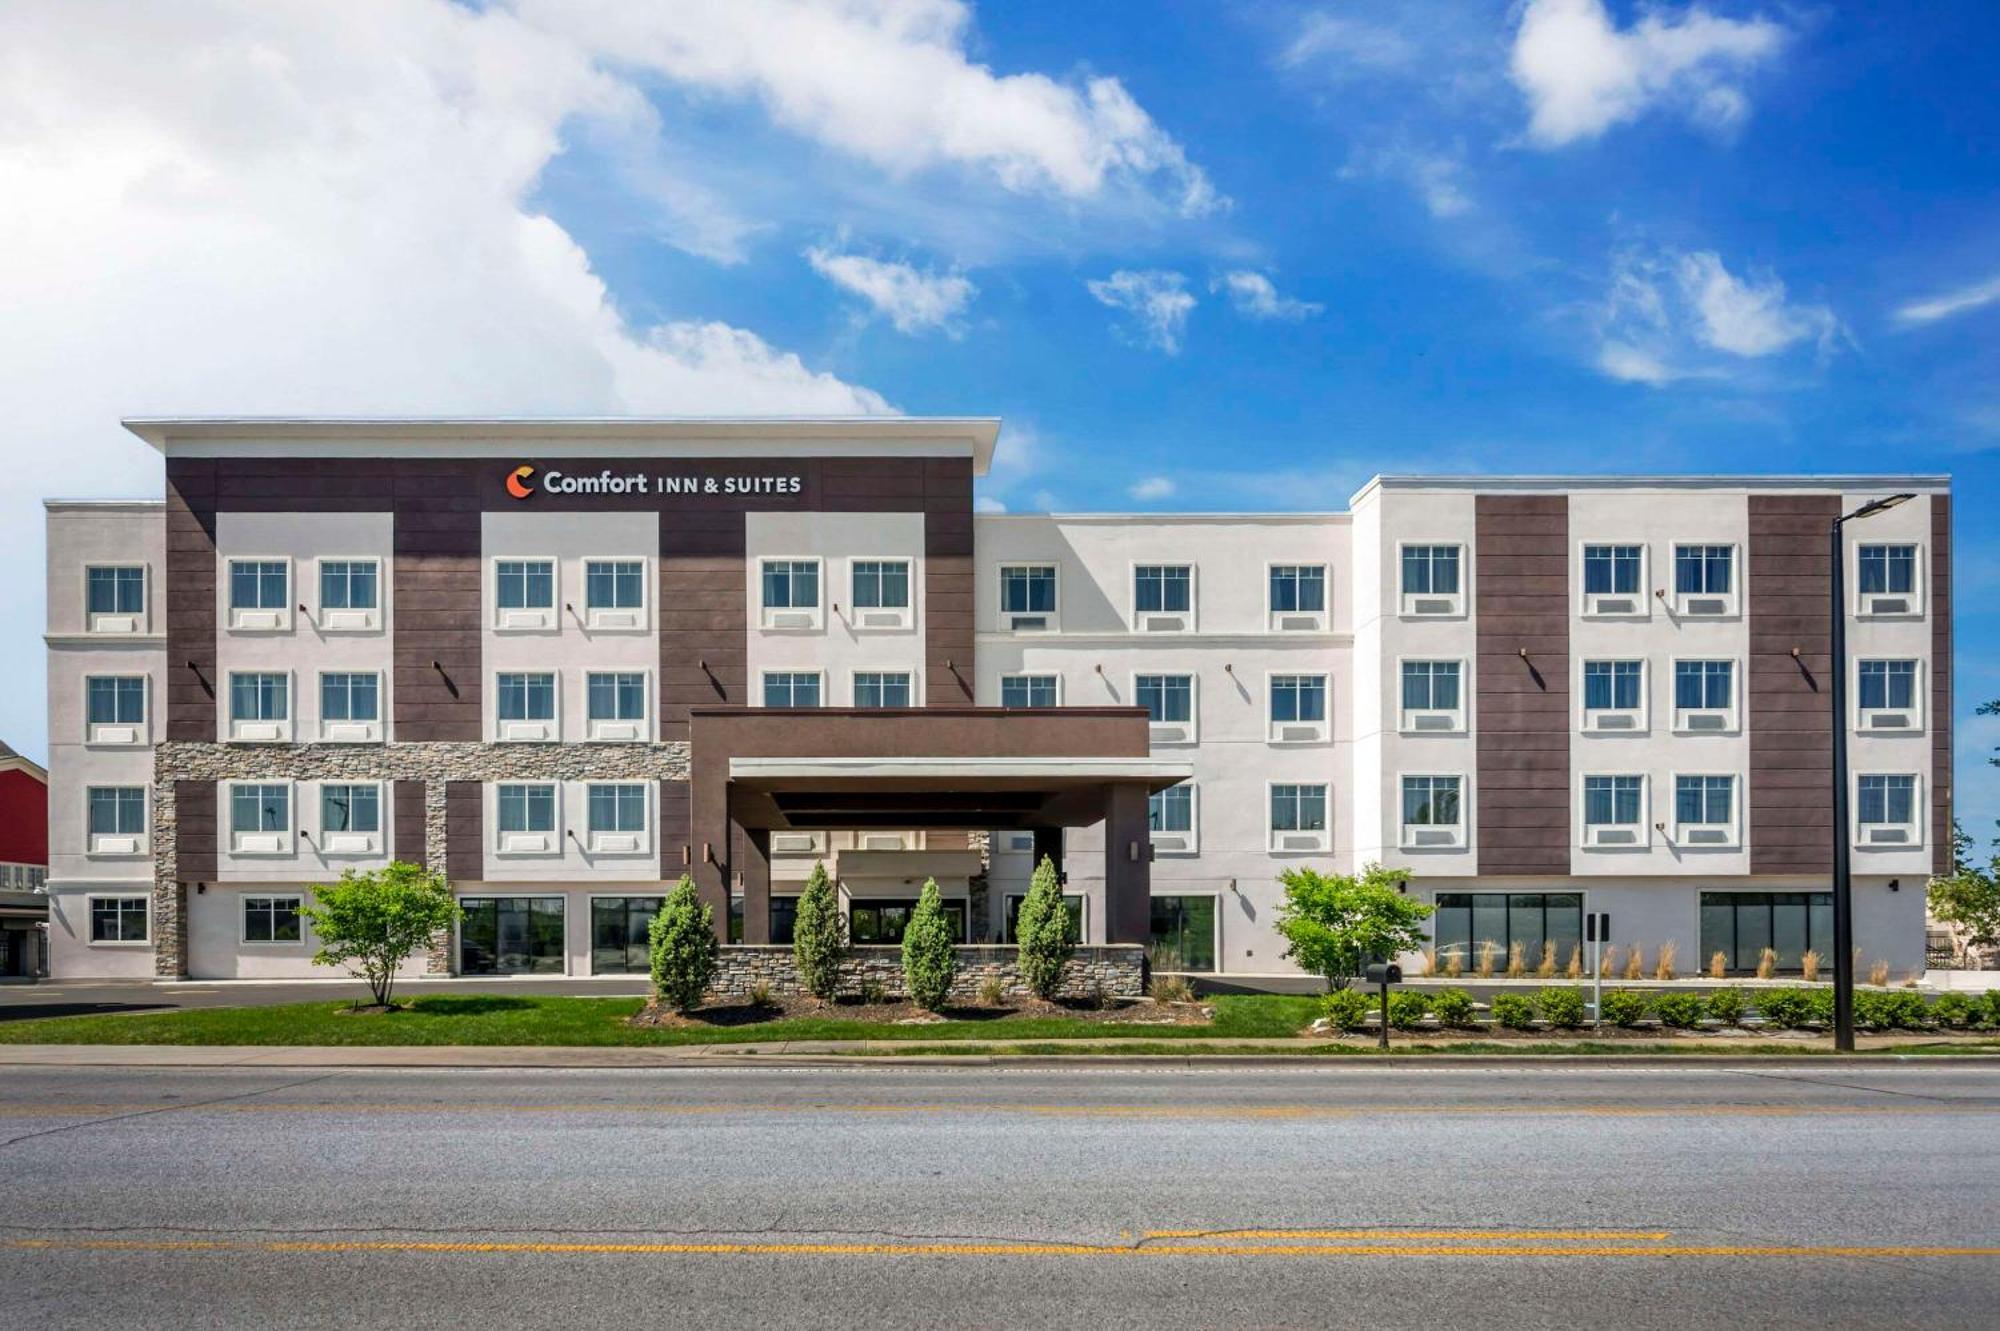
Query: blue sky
xmin=1 ymin=0 xmax=1994 ymax=839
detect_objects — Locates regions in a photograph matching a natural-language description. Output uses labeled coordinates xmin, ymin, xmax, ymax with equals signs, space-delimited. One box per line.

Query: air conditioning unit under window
xmin=1585 ymin=825 xmax=1641 ymax=848
xmin=1007 ymin=613 xmax=1050 ymax=632
xmin=496 ymin=606 xmax=554 ymax=632
xmin=1149 ymin=721 xmax=1194 ymax=745
xmin=1150 ymin=831 xmax=1194 ymax=855
xmin=1269 ymin=719 xmax=1328 ymax=744
xmin=1402 ymin=710 xmax=1460 ymax=733
xmin=859 ymin=833 xmax=907 ymax=851
xmin=499 ymin=719 xmax=557 ymax=742
xmin=586 ymin=607 xmax=644 ymax=632
xmin=762 ymin=608 xmax=818 ymax=631
xmin=1860 ymin=593 xmax=1915 ymax=617
xmin=320 ymin=720 xmax=381 ymax=744
xmin=230 ymin=720 xmax=291 ymax=743
xmin=1682 ymin=826 xmax=1733 ymax=847
xmin=771 ymin=831 xmax=825 ymax=855
xmin=1860 ymin=710 xmax=1915 ymax=732
xmin=498 ymin=831 xmax=552 ymax=854
xmin=1860 ymin=825 xmax=1911 ymax=846
xmin=1136 ymin=611 xmax=1189 ymax=633
xmin=588 ymin=831 xmax=645 ymax=855
xmin=1584 ymin=710 xmax=1641 ymax=733
xmin=89 ymin=612 xmax=143 ymax=635
xmin=855 ymin=607 xmax=910 ymax=630
xmin=1402 ymin=594 xmax=1461 ymax=617
xmin=319 ymin=831 xmax=377 ymax=856
xmin=1584 ymin=593 xmax=1643 ymax=617
xmin=1677 ymin=596 xmax=1731 ymax=618
xmin=320 ymin=607 xmax=379 ymax=632
xmin=1676 ymin=709 xmax=1733 ymax=733
xmin=1270 ymin=610 xmax=1325 ymax=633
xmin=88 ymin=834 xmax=144 ymax=856
xmin=1402 ymin=826 xmax=1462 ymax=849
xmin=1270 ymin=830 xmax=1328 ymax=853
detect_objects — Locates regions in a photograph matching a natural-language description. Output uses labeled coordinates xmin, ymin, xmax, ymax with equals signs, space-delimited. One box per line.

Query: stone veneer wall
xmin=705 ymin=944 xmax=1145 ymax=1002
xmin=149 ymin=740 xmax=692 ymax=978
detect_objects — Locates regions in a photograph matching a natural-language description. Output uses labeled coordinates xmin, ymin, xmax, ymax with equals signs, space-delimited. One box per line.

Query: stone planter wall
xmin=705 ymin=944 xmax=1145 ymax=1002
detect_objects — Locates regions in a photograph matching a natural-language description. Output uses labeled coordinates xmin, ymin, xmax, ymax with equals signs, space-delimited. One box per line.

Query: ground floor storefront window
xmin=1149 ymin=895 xmax=1216 ymax=971
xmin=591 ymin=896 xmax=662 ymax=974
xmin=459 ymin=896 xmax=565 ymax=975
xmin=849 ymin=899 xmax=967 ymax=945
xmin=1432 ymin=893 xmax=1583 ymax=970
xmin=1700 ymin=891 xmax=1833 ymax=973
xmin=1003 ymin=893 xmax=1085 ymax=944
xmin=770 ymin=896 xmax=798 ymax=945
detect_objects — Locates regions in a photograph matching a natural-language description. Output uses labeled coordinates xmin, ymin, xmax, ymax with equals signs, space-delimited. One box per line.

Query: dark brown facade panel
xmin=1932 ymin=494 xmax=1953 ymax=873
xmin=444 ymin=782 xmax=483 ymax=883
xmin=1747 ymin=492 xmax=1839 ymax=875
xmin=393 ymin=781 xmax=426 ymax=867
xmin=1474 ymin=494 xmax=1570 ymax=877
xmin=165 ymin=461 xmax=220 ymax=741
xmin=174 ymin=780 xmax=218 ymax=882
xmin=660 ymin=509 xmax=748 ymax=740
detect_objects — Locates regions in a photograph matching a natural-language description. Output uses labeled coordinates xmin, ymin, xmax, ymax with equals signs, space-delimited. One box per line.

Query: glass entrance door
xmin=590 ymin=897 xmax=662 ymax=974
xmin=459 ymin=897 xmax=566 ymax=974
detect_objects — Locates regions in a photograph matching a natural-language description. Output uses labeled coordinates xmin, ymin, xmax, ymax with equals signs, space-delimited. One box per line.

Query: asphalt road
xmin=1 ymin=1063 xmax=1995 ymax=1329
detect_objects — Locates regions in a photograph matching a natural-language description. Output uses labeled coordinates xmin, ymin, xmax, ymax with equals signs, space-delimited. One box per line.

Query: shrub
xmin=1491 ymin=992 xmax=1537 ymax=1029
xmin=1475 ymin=940 xmax=1498 ymax=978
xmin=1709 ymin=950 xmax=1728 ymax=980
xmin=1654 ymin=942 xmax=1678 ymax=982
xmin=1757 ymin=987 xmax=1814 ymax=1029
xmin=1655 ymin=991 xmax=1707 ymax=1029
xmin=1623 ymin=946 xmax=1644 ymax=981
xmin=1706 ymin=986 xmax=1746 ymax=1026
xmin=301 ymin=861 xmax=460 ymax=1008
xmin=792 ymin=860 xmax=847 ymax=1002
xmin=1801 ymin=950 xmax=1823 ymax=982
xmin=1387 ymin=990 xmax=1430 ymax=1030
xmin=1506 ymin=941 xmax=1527 ymax=978
xmin=1867 ymin=959 xmax=1891 ymax=988
xmin=900 ymin=879 xmax=958 ymax=1012
xmin=1600 ymin=989 xmax=1649 ymax=1028
xmin=1151 ymin=973 xmax=1196 ymax=1004
xmin=1320 ymin=987 xmax=1372 ymax=1031
xmin=1981 ymin=989 xmax=2000 ymax=1029
xmin=977 ymin=974 xmax=1008 ymax=1008
xmin=858 ymin=977 xmax=889 ymax=1006
xmin=1429 ymin=987 xmax=1477 ymax=1027
xmin=648 ymin=875 xmax=720 ymax=1013
xmin=1931 ymin=991 xmax=1975 ymax=1028
xmin=1537 ymin=986 xmax=1586 ymax=1029
xmin=1755 ymin=947 xmax=1777 ymax=981
xmin=747 ymin=980 xmax=775 ymax=1009
xmin=1535 ymin=941 xmax=1557 ymax=979
xmin=1015 ymin=855 xmax=1077 ymax=999
xmin=1805 ymin=987 xmax=1836 ymax=1027
xmin=1858 ymin=990 xmax=1931 ymax=1030
xmin=1272 ymin=863 xmax=1431 ymax=991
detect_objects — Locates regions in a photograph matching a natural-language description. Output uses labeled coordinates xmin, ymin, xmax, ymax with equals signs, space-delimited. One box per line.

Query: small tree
xmin=1014 ymin=854 xmax=1075 ymax=1000
xmin=1272 ymin=863 xmax=1432 ymax=991
xmin=901 ymin=878 xmax=957 ymax=1012
xmin=301 ymin=861 xmax=459 ymax=1008
xmin=1929 ymin=822 xmax=2000 ymax=951
xmin=648 ymin=874 xmax=719 ymax=1013
xmin=792 ymin=859 xmax=846 ymax=1002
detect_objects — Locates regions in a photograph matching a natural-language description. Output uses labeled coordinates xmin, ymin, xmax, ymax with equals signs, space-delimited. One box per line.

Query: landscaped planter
xmin=706 ymin=944 xmax=1145 ymax=1003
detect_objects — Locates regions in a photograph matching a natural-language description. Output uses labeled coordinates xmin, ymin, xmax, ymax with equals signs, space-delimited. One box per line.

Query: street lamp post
xmin=1828 ymin=492 xmax=1915 ymax=1053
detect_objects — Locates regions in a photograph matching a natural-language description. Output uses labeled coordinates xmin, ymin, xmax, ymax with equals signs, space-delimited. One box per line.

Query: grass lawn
xmin=0 ymin=993 xmax=1325 ymax=1048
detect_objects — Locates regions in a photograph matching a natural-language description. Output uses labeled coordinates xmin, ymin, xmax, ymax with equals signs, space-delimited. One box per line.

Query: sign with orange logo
xmin=501 ymin=464 xmax=803 ymax=500
xmin=505 ymin=465 xmax=536 ymax=499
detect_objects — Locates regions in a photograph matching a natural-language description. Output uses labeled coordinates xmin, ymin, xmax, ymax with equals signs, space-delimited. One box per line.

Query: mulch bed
xmin=628 ymin=995 xmax=1214 ymax=1029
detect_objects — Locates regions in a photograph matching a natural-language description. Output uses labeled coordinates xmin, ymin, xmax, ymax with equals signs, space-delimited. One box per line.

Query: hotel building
xmin=43 ymin=418 xmax=1949 ymax=982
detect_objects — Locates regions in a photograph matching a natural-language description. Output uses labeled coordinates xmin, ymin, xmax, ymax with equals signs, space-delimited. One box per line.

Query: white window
xmin=999 ymin=674 xmax=1059 ymax=708
xmin=84 ymin=675 xmax=147 ymax=745
xmin=318 ymin=783 xmax=381 ymax=855
xmin=999 ymin=564 xmax=1057 ymax=632
xmin=1399 ymin=660 xmax=1464 ymax=732
xmin=854 ymin=672 xmax=913 ymax=708
xmin=227 ymin=558 xmax=291 ymax=632
xmin=1580 ymin=660 xmax=1646 ymax=733
xmin=1400 ymin=544 xmax=1464 ymax=616
xmin=586 ymin=671 xmax=649 ymax=741
xmin=1136 ymin=673 xmax=1196 ymax=745
xmin=494 ymin=558 xmax=557 ymax=630
xmin=1856 ymin=659 xmax=1921 ymax=732
xmin=586 ymin=783 xmax=651 ymax=854
xmin=1856 ymin=542 xmax=1922 ymax=617
xmin=1268 ymin=564 xmax=1327 ymax=631
xmin=229 ymin=782 xmax=293 ymax=855
xmin=760 ymin=558 xmax=823 ymax=630
xmin=243 ymin=895 xmax=303 ymax=945
xmin=319 ymin=672 xmax=382 ymax=743
xmin=1856 ymin=774 xmax=1920 ymax=847
xmin=762 ymin=672 xmax=822 ymax=708
xmin=1672 ymin=543 xmax=1737 ymax=617
xmin=227 ymin=671 xmax=292 ymax=742
xmin=1582 ymin=774 xmax=1645 ymax=848
xmin=1673 ymin=774 xmax=1737 ymax=847
xmin=1148 ymin=783 xmax=1197 ymax=854
xmin=850 ymin=558 xmax=913 ymax=630
xmin=1672 ymin=659 xmax=1737 ymax=733
xmin=1400 ymin=775 xmax=1465 ymax=849
xmin=496 ymin=671 xmax=559 ymax=742
xmin=86 ymin=786 xmax=147 ymax=856
xmin=1133 ymin=564 xmax=1194 ymax=632
xmin=583 ymin=559 xmax=648 ymax=631
xmin=496 ymin=782 xmax=559 ymax=854
xmin=317 ymin=558 xmax=381 ymax=631
xmin=1581 ymin=543 xmax=1648 ymax=617
xmin=88 ymin=896 xmax=149 ymax=944
xmin=1269 ymin=783 xmax=1330 ymax=852
xmin=85 ymin=564 xmax=147 ymax=634
xmin=1269 ymin=673 xmax=1329 ymax=743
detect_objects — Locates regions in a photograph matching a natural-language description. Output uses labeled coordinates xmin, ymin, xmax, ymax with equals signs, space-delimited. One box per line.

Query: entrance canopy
xmin=726 ymin=756 xmax=1192 ymax=831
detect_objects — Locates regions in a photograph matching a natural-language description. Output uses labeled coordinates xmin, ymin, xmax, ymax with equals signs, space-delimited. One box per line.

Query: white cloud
xmin=1674 ymin=251 xmax=1841 ymax=357
xmin=973 ymin=495 xmax=1008 ymax=514
xmin=1896 ymin=272 xmax=2000 ymax=326
xmin=526 ymin=0 xmax=1222 ymax=217
xmin=1509 ymin=0 xmax=1786 ymax=147
xmin=1086 ymin=270 xmax=1196 ymax=353
xmin=1216 ymin=271 xmax=1323 ymax=321
xmin=1595 ymin=342 xmax=1678 ymax=386
xmin=1590 ymin=247 xmax=1842 ymax=385
xmin=1339 ymin=146 xmax=1473 ymax=219
xmin=1279 ymin=13 xmax=1415 ymax=72
xmin=1128 ymin=475 xmax=1176 ymax=501
xmin=805 ymin=245 xmax=977 ymax=334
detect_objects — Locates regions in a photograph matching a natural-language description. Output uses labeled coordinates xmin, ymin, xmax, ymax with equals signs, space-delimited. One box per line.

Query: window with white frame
xmin=496 ymin=782 xmax=558 ymax=853
xmin=762 ymin=672 xmax=822 ymax=708
xmin=1000 ymin=674 xmax=1058 ymax=708
xmin=1857 ymin=543 xmax=1920 ymax=616
xmin=1268 ymin=564 xmax=1327 ymax=630
xmin=584 ymin=559 xmax=646 ymax=630
xmin=319 ymin=784 xmax=380 ymax=854
xmin=243 ymin=895 xmax=303 ymax=944
xmin=760 ymin=559 xmax=821 ymax=628
xmin=586 ymin=783 xmax=650 ymax=853
xmin=586 ymin=672 xmax=648 ymax=740
xmin=854 ymin=672 xmax=913 ymax=708
xmin=1401 ymin=775 xmax=1464 ymax=848
xmin=1269 ymin=674 xmax=1329 ymax=742
xmin=1582 ymin=775 xmax=1645 ymax=847
xmin=1582 ymin=543 xmax=1646 ymax=615
xmin=317 ymin=559 xmax=380 ymax=630
xmin=1856 ymin=774 xmax=1919 ymax=846
xmin=84 ymin=676 xmax=145 ymax=744
xmin=1149 ymin=782 xmax=1196 ymax=853
xmin=1133 ymin=564 xmax=1193 ymax=630
xmin=496 ymin=671 xmax=558 ymax=741
xmin=229 ymin=782 xmax=292 ymax=854
xmin=228 ymin=672 xmax=291 ymax=741
xmin=319 ymin=672 xmax=381 ymax=742
xmin=850 ymin=559 xmax=912 ymax=628
xmin=1400 ymin=660 xmax=1464 ymax=731
xmin=1856 ymin=659 xmax=1920 ymax=731
xmin=85 ymin=565 xmax=146 ymax=632
xmin=1269 ymin=783 xmax=1329 ymax=851
xmin=999 ymin=564 xmax=1057 ymax=630
xmin=1137 ymin=673 xmax=1195 ymax=743
xmin=1673 ymin=660 xmax=1736 ymax=732
xmin=495 ymin=558 xmax=556 ymax=629
xmin=227 ymin=558 xmax=290 ymax=630
xmin=1581 ymin=660 xmax=1645 ymax=731
xmin=89 ymin=896 xmax=148 ymax=943
xmin=1672 ymin=544 xmax=1735 ymax=616
xmin=1400 ymin=544 xmax=1463 ymax=615
xmin=1674 ymin=775 xmax=1736 ymax=846
xmin=86 ymin=786 xmax=146 ymax=854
